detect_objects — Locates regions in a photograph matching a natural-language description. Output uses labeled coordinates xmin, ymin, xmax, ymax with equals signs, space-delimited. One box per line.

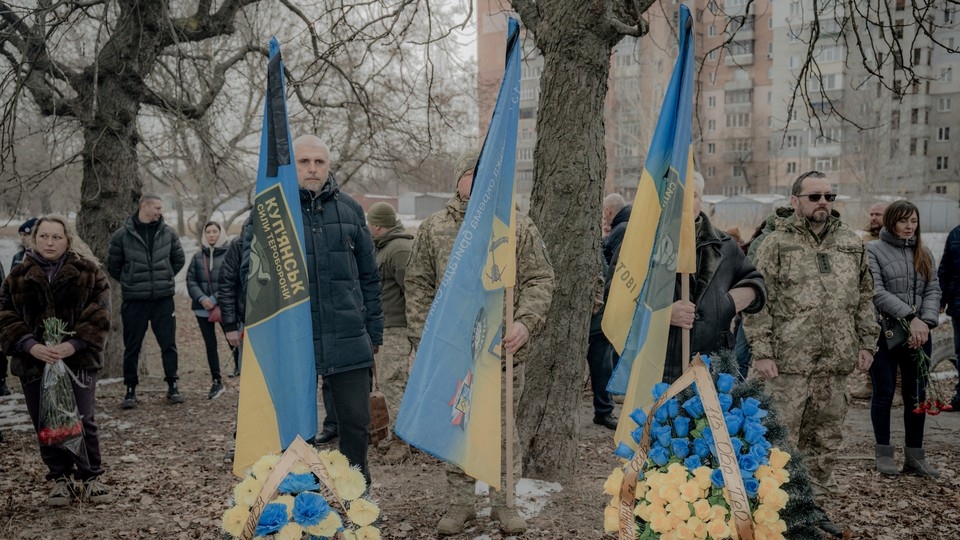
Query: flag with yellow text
xmin=233 ymin=38 xmax=317 ymax=476
xmin=602 ymin=5 xmax=697 ymax=449
xmin=395 ymin=18 xmax=520 ymax=488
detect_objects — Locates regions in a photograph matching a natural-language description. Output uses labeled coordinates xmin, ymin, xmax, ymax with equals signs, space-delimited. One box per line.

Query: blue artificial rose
xmin=629 ymin=407 xmax=647 ymax=428
xmin=725 ymin=413 xmax=744 ymax=436
xmin=701 ymin=355 xmax=713 ymax=370
xmin=717 ymin=373 xmax=735 ymax=393
xmin=684 ymin=455 xmax=702 ymax=471
xmin=278 ymin=472 xmax=321 ymax=494
xmin=255 ymin=502 xmax=290 ymax=537
xmin=653 ymin=425 xmax=672 ymax=448
xmin=671 ymin=438 xmax=691 ymax=459
xmin=654 ymin=404 xmax=670 ymax=424
xmin=743 ymin=477 xmax=760 ymax=498
xmin=710 ymin=468 xmax=725 ymax=488
xmin=649 ymin=445 xmax=670 ymax=467
xmin=692 ymin=438 xmax=711 ymax=459
xmin=740 ymin=397 xmax=767 ymax=419
xmin=738 ymin=454 xmax=760 ymax=474
xmin=718 ymin=393 xmax=734 ymax=412
xmin=614 ymin=442 xmax=635 ymax=460
xmin=666 ymin=398 xmax=680 ymax=419
xmin=673 ymin=416 xmax=691 ymax=438
xmin=731 ymin=437 xmax=744 ymax=455
xmin=749 ymin=443 xmax=770 ymax=466
xmin=652 ymin=382 xmax=671 ymax=401
xmin=292 ymin=491 xmax=331 ymax=527
xmin=682 ymin=396 xmax=705 ymax=419
xmin=630 ymin=426 xmax=645 ymax=444
xmin=743 ymin=421 xmax=768 ymax=445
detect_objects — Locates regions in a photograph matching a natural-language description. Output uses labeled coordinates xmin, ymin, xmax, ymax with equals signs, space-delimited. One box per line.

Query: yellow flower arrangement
xmin=222 ymin=446 xmax=380 ymax=539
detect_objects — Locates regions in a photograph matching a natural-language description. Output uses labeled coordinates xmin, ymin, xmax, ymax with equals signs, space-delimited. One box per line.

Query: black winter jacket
xmin=186 ymin=242 xmax=229 ymax=312
xmin=663 ymin=213 xmax=767 ymax=382
xmin=300 ymin=177 xmax=384 ymax=376
xmin=602 ymin=204 xmax=632 ymax=266
xmin=219 ymin=217 xmax=252 ymax=332
xmin=107 ymin=214 xmax=185 ymax=300
xmin=938 ymin=224 xmax=960 ymax=318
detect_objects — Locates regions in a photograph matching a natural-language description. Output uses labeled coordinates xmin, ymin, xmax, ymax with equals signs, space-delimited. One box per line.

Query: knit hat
xmin=453 ymin=149 xmax=481 ymax=183
xmin=18 ymin=217 xmax=38 ymax=235
xmin=367 ymin=202 xmax=398 ymax=227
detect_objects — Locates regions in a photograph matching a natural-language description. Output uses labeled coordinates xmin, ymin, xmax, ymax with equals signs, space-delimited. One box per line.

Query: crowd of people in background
xmin=1 ymin=159 xmax=959 ymax=539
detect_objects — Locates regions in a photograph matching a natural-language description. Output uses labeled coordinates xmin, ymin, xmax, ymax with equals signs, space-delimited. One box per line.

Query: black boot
xmin=121 ymin=386 xmax=137 ymax=409
xmin=0 ymin=378 xmax=10 ymax=397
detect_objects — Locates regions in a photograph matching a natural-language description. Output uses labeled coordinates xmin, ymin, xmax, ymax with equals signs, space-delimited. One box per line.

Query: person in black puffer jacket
xmin=107 ymin=193 xmax=186 ymax=408
xmin=186 ymin=221 xmax=230 ymax=399
xmin=218 ymin=216 xmax=251 ymax=378
xmin=294 ymin=135 xmax=383 ymax=486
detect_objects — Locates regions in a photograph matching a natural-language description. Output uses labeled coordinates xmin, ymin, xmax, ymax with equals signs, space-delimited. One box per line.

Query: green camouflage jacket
xmin=374 ymin=224 xmax=414 ymax=328
xmin=405 ymin=194 xmax=555 ymax=352
xmin=743 ymin=213 xmax=880 ymax=375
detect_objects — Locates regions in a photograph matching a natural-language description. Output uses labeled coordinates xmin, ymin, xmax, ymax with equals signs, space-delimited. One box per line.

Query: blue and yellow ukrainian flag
xmin=233 ymin=38 xmax=317 ymax=476
xmin=602 ymin=5 xmax=697 ymax=449
xmin=394 ymin=18 xmax=520 ymax=489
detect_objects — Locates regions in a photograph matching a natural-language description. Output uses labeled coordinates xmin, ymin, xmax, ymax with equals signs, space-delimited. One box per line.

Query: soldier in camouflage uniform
xmin=366 ymin=202 xmax=415 ymax=464
xmin=405 ymin=149 xmax=555 ymax=536
xmin=744 ymin=171 xmax=880 ymax=538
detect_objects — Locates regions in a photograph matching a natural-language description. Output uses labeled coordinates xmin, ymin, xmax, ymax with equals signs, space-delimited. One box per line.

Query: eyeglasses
xmin=797 ymin=193 xmax=837 ymax=203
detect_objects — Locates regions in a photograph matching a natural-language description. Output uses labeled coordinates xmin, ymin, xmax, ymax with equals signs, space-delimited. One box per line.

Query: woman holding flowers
xmin=0 ymin=215 xmax=113 ymax=505
xmin=866 ymin=200 xmax=942 ymax=477
xmin=185 ymin=220 xmax=230 ymax=399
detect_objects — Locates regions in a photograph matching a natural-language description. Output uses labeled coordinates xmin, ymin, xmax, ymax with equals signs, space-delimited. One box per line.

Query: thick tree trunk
xmin=519 ymin=23 xmax=618 ymax=481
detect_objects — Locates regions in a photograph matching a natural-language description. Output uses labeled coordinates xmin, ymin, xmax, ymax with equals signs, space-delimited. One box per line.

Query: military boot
xmin=436 ymin=504 xmax=475 ymax=535
xmin=492 ymin=505 xmax=528 ymax=535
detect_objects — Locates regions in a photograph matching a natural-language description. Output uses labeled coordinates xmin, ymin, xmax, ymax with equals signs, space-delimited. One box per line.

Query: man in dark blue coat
xmin=294 ymin=135 xmax=384 ymax=485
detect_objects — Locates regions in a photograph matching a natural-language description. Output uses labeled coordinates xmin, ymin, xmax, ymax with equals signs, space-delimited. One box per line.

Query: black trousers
xmin=195 ymin=316 xmax=222 ymax=381
xmin=870 ymin=338 xmax=930 ymax=448
xmin=22 ymin=369 xmax=104 ymax=480
xmin=0 ymin=353 xmax=7 ymax=379
xmin=122 ymin=297 xmax=179 ymax=387
xmin=321 ymin=378 xmax=337 ymax=432
xmin=324 ymin=368 xmax=371 ymax=486
xmin=587 ymin=331 xmax=615 ymax=417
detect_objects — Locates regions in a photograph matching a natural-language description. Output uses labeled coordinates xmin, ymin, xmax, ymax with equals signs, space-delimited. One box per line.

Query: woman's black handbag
xmin=880 ymin=316 xmax=909 ymax=349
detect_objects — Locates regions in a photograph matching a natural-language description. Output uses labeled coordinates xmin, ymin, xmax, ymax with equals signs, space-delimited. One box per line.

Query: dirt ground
xmin=1 ymin=297 xmax=958 ymax=539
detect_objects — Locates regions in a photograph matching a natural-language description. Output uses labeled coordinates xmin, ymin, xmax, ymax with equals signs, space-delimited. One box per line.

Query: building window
xmin=725 ymin=89 xmax=753 ymax=104
xmin=814 ymin=158 xmax=838 ymax=172
xmin=939 ymin=97 xmax=952 ymax=111
xmin=707 ymin=143 xmax=716 ymax=154
xmin=731 ymin=166 xmax=746 ymax=178
xmin=707 ymin=166 xmax=716 ymax=177
xmin=941 ymin=67 xmax=953 ymax=83
xmin=890 ymin=139 xmax=900 ymax=158
xmin=709 ymin=25 xmax=716 ymax=37
xmin=911 ymin=108 xmax=919 ymax=123
xmin=708 ymin=96 xmax=717 ymax=107
xmin=935 ymin=185 xmax=948 ymax=194
xmin=787 ymin=162 xmax=797 ymax=174
xmin=707 ymin=49 xmax=719 ymax=60
xmin=891 ymin=110 xmax=900 ymax=129
xmin=939 ymin=127 xmax=951 ymax=141
xmin=786 ymin=135 xmax=798 ymax=148
xmin=910 ymin=138 xmax=917 ymax=156
xmin=725 ymin=112 xmax=751 ymax=127
xmin=937 ymin=156 xmax=950 ymax=170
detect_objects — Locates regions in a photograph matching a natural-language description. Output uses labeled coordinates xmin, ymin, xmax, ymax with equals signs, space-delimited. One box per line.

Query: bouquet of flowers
xmin=604 ymin=352 xmax=826 ymax=540
xmin=223 ymin=441 xmax=380 ymax=540
xmin=902 ymin=321 xmax=954 ymax=415
xmin=38 ymin=317 xmax=86 ymax=461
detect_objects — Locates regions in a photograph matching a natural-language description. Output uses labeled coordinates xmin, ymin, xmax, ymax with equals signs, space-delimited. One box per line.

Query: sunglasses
xmin=797 ymin=193 xmax=837 ymax=203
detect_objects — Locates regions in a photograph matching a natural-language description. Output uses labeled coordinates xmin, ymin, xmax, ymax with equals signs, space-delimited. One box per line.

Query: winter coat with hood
xmin=663 ymin=213 xmax=767 ymax=382
xmin=374 ymin=223 xmax=414 ymax=328
xmin=218 ymin=217 xmax=252 ymax=332
xmin=602 ymin=203 xmax=632 ymax=266
xmin=867 ymin=228 xmax=940 ymax=327
xmin=300 ymin=175 xmax=384 ymax=376
xmin=186 ymin=230 xmax=230 ymax=314
xmin=107 ymin=213 xmax=185 ymax=301
xmin=0 ymin=251 xmax=111 ymax=379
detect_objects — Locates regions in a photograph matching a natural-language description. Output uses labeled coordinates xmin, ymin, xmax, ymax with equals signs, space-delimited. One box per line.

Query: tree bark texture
xmin=517 ymin=2 xmax=623 ymax=481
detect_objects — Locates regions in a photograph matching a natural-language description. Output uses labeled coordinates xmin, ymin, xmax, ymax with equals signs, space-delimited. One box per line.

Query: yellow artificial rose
xmin=753 ymin=505 xmax=779 ymax=525
xmin=686 ymin=515 xmax=708 ymax=539
xmin=667 ymin=499 xmax=692 ymax=522
xmin=645 ymin=487 xmax=665 ymax=507
xmin=354 ymin=526 xmax=382 ymax=540
xmin=335 ymin=467 xmax=368 ymax=501
xmin=635 ymin=501 xmax=653 ymax=521
xmin=692 ymin=467 xmax=713 ymax=491
xmin=347 ymin=498 xmax=381 ymax=526
xmin=658 ymin=483 xmax=681 ymax=505
xmin=770 ymin=519 xmax=787 ymax=534
xmin=680 ymin=479 xmax=703 ymax=503
xmin=604 ymin=504 xmax=620 ymax=533
xmin=318 ymin=450 xmax=352 ymax=474
xmin=604 ymin=467 xmax=624 ymax=496
xmin=233 ymin=475 xmax=265 ymax=508
xmin=650 ymin=512 xmax=672 ymax=533
xmin=305 ymin=512 xmax=343 ymax=537
xmin=667 ymin=511 xmax=684 ymax=530
xmin=763 ymin=488 xmax=789 ymax=512
xmin=709 ymin=504 xmax=728 ymax=522
xmin=275 ymin=523 xmax=304 ymax=540
xmin=666 ymin=463 xmax=688 ymax=484
xmin=673 ymin=522 xmax=696 ymax=540
xmin=768 ymin=448 xmax=790 ymax=469
xmin=635 ymin=481 xmax=650 ymax=500
xmin=769 ymin=467 xmax=790 ymax=485
xmin=221 ymin=504 xmax=250 ymax=537
xmin=691 ymin=499 xmax=711 ymax=521
xmin=706 ymin=517 xmax=730 ymax=538
xmin=251 ymin=454 xmax=283 ymax=481
xmin=756 ymin=477 xmax=777 ymax=499
xmin=754 ymin=464 xmax=772 ymax=481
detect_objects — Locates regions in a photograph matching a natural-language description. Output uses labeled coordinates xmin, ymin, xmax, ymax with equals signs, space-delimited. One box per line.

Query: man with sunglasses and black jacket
xmin=743 ymin=170 xmax=880 ymax=538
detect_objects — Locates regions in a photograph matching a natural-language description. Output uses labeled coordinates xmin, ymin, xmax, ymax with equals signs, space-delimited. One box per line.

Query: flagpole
xmin=504 ymin=286 xmax=516 ymax=509
xmin=681 ymin=275 xmax=691 ymax=373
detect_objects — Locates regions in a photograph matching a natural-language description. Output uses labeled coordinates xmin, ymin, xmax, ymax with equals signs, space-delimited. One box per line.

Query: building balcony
xmin=725 ymin=53 xmax=754 ymax=67
xmin=807 ymin=143 xmax=843 ymax=158
xmin=724 ymin=79 xmax=754 ymax=91
xmin=724 ymin=102 xmax=752 ymax=113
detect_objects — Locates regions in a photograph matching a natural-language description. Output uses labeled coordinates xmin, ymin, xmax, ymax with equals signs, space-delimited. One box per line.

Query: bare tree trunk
xmin=518 ymin=22 xmax=618 ymax=481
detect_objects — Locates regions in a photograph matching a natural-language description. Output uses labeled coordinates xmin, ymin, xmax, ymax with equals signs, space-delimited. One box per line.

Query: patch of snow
xmin=471 ymin=477 xmax=563 ymax=520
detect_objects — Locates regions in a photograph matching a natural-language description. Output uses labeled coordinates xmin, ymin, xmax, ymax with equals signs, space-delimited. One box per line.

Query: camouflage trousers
xmin=375 ymin=327 xmax=412 ymax=436
xmin=765 ymin=372 xmax=848 ymax=497
xmin=445 ymin=363 xmax=525 ymax=507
